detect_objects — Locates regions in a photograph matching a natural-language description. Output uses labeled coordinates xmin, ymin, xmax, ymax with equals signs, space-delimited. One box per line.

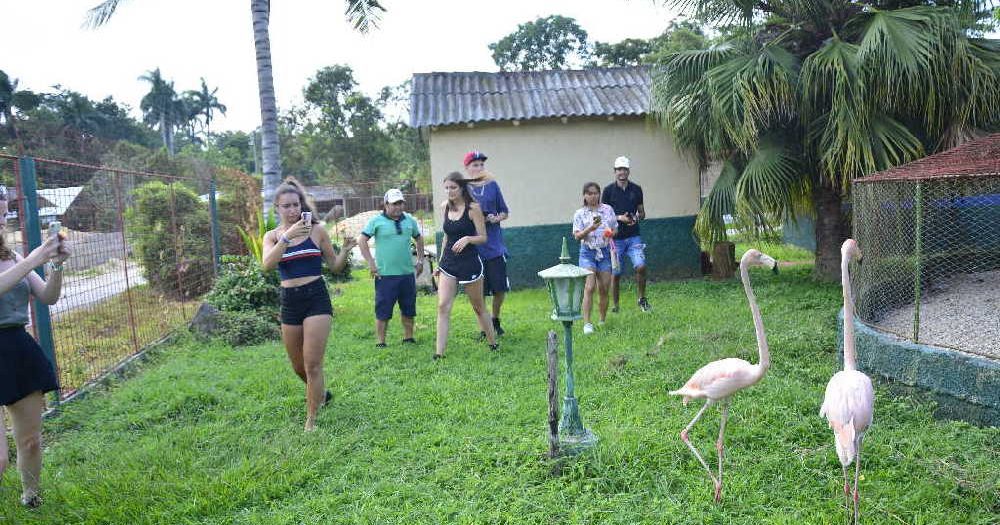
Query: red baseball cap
xmin=463 ymin=150 xmax=488 ymax=166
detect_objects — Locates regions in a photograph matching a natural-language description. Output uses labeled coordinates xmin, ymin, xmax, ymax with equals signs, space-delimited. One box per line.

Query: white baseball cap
xmin=384 ymin=188 xmax=405 ymax=203
xmin=614 ymin=156 xmax=631 ymax=169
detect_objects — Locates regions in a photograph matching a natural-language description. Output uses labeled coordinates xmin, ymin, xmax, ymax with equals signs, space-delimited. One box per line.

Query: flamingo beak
xmin=760 ymin=254 xmax=778 ymax=274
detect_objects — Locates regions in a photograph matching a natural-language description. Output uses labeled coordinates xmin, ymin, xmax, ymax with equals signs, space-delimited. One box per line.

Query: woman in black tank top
xmin=433 ymin=172 xmax=498 ymax=359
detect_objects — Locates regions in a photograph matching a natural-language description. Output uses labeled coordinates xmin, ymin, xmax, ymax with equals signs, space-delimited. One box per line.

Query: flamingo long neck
xmin=740 ymin=260 xmax=770 ymax=375
xmin=841 ymin=252 xmax=857 ymax=371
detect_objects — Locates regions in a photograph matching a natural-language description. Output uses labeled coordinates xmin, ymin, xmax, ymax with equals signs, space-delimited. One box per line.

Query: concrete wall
xmin=427 ymin=116 xmax=702 ymax=288
xmin=428 ymin=116 xmax=700 ymax=227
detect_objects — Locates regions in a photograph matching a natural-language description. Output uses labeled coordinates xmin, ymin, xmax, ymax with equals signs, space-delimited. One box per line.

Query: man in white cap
xmin=602 ymin=156 xmax=651 ymax=312
xmin=358 ymin=189 xmax=425 ymax=347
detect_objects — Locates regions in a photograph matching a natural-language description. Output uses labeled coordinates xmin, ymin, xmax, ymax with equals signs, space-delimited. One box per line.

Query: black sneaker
xmin=488 ymin=342 xmax=500 ymax=352
xmin=323 ymin=390 xmax=332 ymax=407
xmin=492 ymin=318 xmax=505 ymax=337
xmin=638 ymin=297 xmax=652 ymax=312
xmin=402 ymin=338 xmax=417 ymax=344
xmin=375 ymin=342 xmax=387 ymax=348
xmin=611 ymin=305 xmax=620 ymax=313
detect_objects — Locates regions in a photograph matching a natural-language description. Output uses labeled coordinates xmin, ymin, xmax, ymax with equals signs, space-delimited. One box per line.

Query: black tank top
xmin=443 ymin=202 xmax=476 ymax=255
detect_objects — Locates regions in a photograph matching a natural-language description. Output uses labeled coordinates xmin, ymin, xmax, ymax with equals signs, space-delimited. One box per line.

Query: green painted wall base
xmin=839 ymin=309 xmax=1000 ymax=427
xmin=439 ymin=216 xmax=701 ymax=289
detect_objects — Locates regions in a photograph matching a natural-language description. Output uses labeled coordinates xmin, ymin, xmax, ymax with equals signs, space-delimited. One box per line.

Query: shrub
xmin=126 ymin=181 xmax=214 ymax=299
xmin=216 ymin=310 xmax=281 ymax=347
xmin=206 ymin=255 xmax=280 ymax=316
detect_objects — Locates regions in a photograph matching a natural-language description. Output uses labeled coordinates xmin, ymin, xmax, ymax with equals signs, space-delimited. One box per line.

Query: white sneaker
xmin=583 ymin=323 xmax=595 ymax=335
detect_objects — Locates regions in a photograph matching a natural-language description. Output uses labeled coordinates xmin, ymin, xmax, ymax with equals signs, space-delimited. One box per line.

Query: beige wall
xmin=428 ymin=116 xmax=699 ymax=230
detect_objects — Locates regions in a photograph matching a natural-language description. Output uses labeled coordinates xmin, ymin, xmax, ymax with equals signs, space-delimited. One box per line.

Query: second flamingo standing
xmin=669 ymin=249 xmax=778 ymax=502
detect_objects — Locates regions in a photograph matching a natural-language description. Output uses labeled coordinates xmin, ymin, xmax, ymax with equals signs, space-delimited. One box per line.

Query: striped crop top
xmin=278 ymin=237 xmax=323 ymax=280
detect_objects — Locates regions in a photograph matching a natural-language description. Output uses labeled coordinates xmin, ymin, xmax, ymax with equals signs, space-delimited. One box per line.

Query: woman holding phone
xmin=0 ymin=220 xmax=69 ymax=508
xmin=263 ymin=177 xmax=355 ymax=431
xmin=572 ymin=182 xmax=618 ymax=335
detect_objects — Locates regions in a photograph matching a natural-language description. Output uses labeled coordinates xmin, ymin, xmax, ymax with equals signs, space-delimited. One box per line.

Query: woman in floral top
xmin=572 ymin=182 xmax=618 ymax=335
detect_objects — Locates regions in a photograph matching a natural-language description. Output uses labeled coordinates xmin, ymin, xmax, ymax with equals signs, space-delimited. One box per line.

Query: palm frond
xmin=733 ymin=137 xmax=801 ymax=237
xmin=345 ymin=0 xmax=385 ymax=33
xmin=665 ymin=0 xmax=756 ymax=25
xmin=656 ymin=43 xmax=740 ymax=93
xmin=84 ymin=0 xmax=128 ymax=29
xmin=694 ymin=157 xmax=741 ymax=245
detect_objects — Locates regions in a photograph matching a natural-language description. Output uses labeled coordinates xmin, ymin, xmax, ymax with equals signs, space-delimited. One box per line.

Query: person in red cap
xmin=463 ymin=150 xmax=511 ymax=337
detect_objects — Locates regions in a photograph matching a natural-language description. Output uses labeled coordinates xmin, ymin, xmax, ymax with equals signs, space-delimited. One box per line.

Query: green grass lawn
xmin=2 ymin=266 xmax=997 ymax=524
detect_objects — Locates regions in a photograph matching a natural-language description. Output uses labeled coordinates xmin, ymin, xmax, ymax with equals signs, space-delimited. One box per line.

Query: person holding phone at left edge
xmin=263 ymin=177 xmax=356 ymax=432
xmin=1 ymin=184 xmax=71 ymax=508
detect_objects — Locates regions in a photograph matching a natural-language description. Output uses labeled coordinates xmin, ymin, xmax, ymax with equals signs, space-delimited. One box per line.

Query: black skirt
xmin=0 ymin=326 xmax=59 ymax=406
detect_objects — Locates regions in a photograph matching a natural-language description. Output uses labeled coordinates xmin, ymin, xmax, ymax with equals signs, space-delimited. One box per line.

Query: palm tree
xmin=652 ymin=0 xmax=1000 ymax=279
xmin=138 ymin=68 xmax=184 ymax=155
xmin=185 ymin=78 xmax=227 ymax=143
xmin=86 ymin=0 xmax=385 ymax=215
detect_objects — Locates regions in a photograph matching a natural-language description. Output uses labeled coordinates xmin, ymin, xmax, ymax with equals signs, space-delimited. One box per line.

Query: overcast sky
xmin=5 ymin=0 xmax=684 ymax=132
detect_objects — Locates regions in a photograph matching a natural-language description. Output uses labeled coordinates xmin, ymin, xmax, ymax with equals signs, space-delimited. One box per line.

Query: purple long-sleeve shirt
xmin=469 ymin=180 xmax=509 ymax=260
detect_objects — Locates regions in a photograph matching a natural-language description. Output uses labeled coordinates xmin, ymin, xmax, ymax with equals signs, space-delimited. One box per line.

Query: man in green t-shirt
xmin=358 ymin=189 xmax=425 ymax=347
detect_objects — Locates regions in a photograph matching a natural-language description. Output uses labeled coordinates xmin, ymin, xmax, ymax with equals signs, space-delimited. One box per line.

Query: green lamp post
xmin=537 ymin=237 xmax=597 ymax=454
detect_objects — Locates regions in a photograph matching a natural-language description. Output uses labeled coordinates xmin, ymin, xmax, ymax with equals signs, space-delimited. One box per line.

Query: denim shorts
xmin=280 ymin=278 xmax=333 ymax=325
xmin=578 ymin=245 xmax=612 ymax=274
xmin=612 ymin=236 xmax=646 ymax=276
xmin=375 ymin=274 xmax=417 ymax=320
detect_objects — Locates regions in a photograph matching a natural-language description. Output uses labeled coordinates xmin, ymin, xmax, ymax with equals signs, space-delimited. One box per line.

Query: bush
xmin=216 ymin=310 xmax=281 ymax=347
xmin=126 ymin=181 xmax=214 ymax=299
xmin=206 ymin=255 xmax=280 ymax=316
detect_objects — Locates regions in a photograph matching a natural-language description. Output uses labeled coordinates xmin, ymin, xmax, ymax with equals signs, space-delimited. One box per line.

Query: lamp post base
xmin=559 ymin=395 xmax=597 ymax=455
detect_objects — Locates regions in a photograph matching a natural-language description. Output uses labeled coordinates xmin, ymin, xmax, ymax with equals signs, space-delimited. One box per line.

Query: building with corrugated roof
xmin=410 ymin=66 xmax=701 ymax=287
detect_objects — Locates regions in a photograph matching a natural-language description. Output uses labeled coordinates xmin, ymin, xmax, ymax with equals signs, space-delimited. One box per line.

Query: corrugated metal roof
xmin=857 ymin=134 xmax=1000 ymax=183
xmin=410 ymin=67 xmax=650 ymax=127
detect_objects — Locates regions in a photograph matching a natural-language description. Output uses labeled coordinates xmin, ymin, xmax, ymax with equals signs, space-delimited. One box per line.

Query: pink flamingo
xmin=820 ymin=239 xmax=874 ymax=525
xmin=670 ymin=249 xmax=778 ymax=502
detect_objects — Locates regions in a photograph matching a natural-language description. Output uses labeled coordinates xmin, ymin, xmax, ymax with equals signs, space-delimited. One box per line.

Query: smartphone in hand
xmin=301 ymin=211 xmax=312 ymax=224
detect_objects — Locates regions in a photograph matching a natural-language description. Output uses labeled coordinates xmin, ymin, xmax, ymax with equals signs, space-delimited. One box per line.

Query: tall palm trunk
xmin=813 ymin=183 xmax=847 ymax=281
xmin=251 ymin=0 xmax=281 ymax=216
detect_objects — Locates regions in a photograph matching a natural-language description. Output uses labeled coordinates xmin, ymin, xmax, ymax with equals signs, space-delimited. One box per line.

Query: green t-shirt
xmin=362 ymin=212 xmax=422 ymax=276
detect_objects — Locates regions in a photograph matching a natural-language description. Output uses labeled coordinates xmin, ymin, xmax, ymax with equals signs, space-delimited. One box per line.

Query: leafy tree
xmin=490 ymin=15 xmax=591 ymax=71
xmin=0 ymin=70 xmax=41 ymax=141
xmin=85 ymin=0 xmax=385 ymax=216
xmin=652 ymin=0 xmax=1000 ymax=279
xmin=592 ymin=39 xmax=655 ymax=67
xmin=139 ymin=68 xmax=184 ymax=155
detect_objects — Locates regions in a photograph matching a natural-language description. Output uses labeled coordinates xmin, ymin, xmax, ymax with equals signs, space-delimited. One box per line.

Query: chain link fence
xmin=1 ymin=154 xmax=258 ymax=400
xmin=852 ymin=173 xmax=1000 ymax=359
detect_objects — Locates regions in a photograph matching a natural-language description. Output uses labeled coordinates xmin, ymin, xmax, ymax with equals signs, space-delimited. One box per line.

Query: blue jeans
xmin=578 ymin=245 xmax=612 ymax=274
xmin=612 ymin=236 xmax=646 ymax=276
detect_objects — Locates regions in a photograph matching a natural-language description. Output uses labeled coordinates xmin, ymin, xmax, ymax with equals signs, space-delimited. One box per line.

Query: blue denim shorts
xmin=578 ymin=245 xmax=613 ymax=274
xmin=612 ymin=236 xmax=646 ymax=276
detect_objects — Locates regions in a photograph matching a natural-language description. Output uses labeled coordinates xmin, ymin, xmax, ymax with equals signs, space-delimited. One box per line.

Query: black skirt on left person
xmin=0 ymin=326 xmax=59 ymax=406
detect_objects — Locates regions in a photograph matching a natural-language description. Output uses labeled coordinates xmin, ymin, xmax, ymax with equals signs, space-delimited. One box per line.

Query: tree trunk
xmin=710 ymin=241 xmax=737 ymax=280
xmin=812 ymin=183 xmax=848 ymax=281
xmin=252 ymin=0 xmax=282 ymax=217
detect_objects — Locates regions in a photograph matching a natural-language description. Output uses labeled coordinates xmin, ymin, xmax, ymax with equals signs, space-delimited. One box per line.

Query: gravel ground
xmin=878 ymin=270 xmax=1000 ymax=359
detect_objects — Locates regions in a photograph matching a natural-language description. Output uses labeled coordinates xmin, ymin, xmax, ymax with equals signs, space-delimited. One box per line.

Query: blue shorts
xmin=375 ymin=274 xmax=417 ymax=321
xmin=613 ymin=236 xmax=646 ymax=276
xmin=578 ymin=245 xmax=612 ymax=274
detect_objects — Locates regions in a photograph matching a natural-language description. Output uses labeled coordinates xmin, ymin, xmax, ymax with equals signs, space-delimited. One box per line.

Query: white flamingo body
xmin=671 ymin=358 xmax=765 ymax=404
xmin=823 ymin=238 xmax=875 ymax=525
xmin=669 ymin=249 xmax=777 ymax=502
xmin=821 ymin=369 xmax=873 ymax=466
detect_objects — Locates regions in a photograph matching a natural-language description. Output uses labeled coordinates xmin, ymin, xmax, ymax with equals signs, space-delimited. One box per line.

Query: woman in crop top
xmin=0 ymin=228 xmax=69 ymax=509
xmin=263 ymin=177 xmax=356 ymax=432
xmin=433 ymin=172 xmax=498 ymax=360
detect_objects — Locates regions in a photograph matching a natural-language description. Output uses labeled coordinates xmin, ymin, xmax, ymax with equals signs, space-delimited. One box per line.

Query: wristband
xmin=279 ymin=235 xmax=291 ymax=244
xmin=49 ymin=262 xmax=64 ymax=272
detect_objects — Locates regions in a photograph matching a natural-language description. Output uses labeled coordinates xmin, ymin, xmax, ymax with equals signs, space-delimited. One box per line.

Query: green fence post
xmin=912 ymin=181 xmax=923 ymax=343
xmin=18 ymin=156 xmax=60 ymax=404
xmin=209 ymin=172 xmax=221 ymax=273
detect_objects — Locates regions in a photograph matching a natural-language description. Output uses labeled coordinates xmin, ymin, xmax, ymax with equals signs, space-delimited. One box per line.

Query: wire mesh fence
xmin=852 ymin=173 xmax=1000 ymax=359
xmin=1 ymin=154 xmax=258 ymax=400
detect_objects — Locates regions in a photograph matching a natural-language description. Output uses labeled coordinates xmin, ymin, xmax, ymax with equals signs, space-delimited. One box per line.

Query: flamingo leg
xmin=852 ymin=445 xmax=863 ymax=525
xmin=715 ymin=400 xmax=729 ymax=502
xmin=679 ymin=399 xmax=719 ymax=499
xmin=841 ymin=464 xmax=851 ymax=525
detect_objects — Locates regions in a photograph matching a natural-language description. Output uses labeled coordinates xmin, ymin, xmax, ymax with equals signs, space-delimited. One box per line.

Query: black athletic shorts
xmin=0 ymin=326 xmax=59 ymax=406
xmin=482 ymin=255 xmax=510 ymax=295
xmin=280 ymin=278 xmax=332 ymax=325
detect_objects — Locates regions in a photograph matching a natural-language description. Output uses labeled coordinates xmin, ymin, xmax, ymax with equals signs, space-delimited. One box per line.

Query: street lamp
xmin=538 ymin=237 xmax=597 ymax=454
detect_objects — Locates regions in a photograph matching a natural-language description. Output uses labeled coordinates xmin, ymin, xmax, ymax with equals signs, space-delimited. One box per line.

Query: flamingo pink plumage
xmin=670 ymin=249 xmax=778 ymax=502
xmin=820 ymin=239 xmax=874 ymax=525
